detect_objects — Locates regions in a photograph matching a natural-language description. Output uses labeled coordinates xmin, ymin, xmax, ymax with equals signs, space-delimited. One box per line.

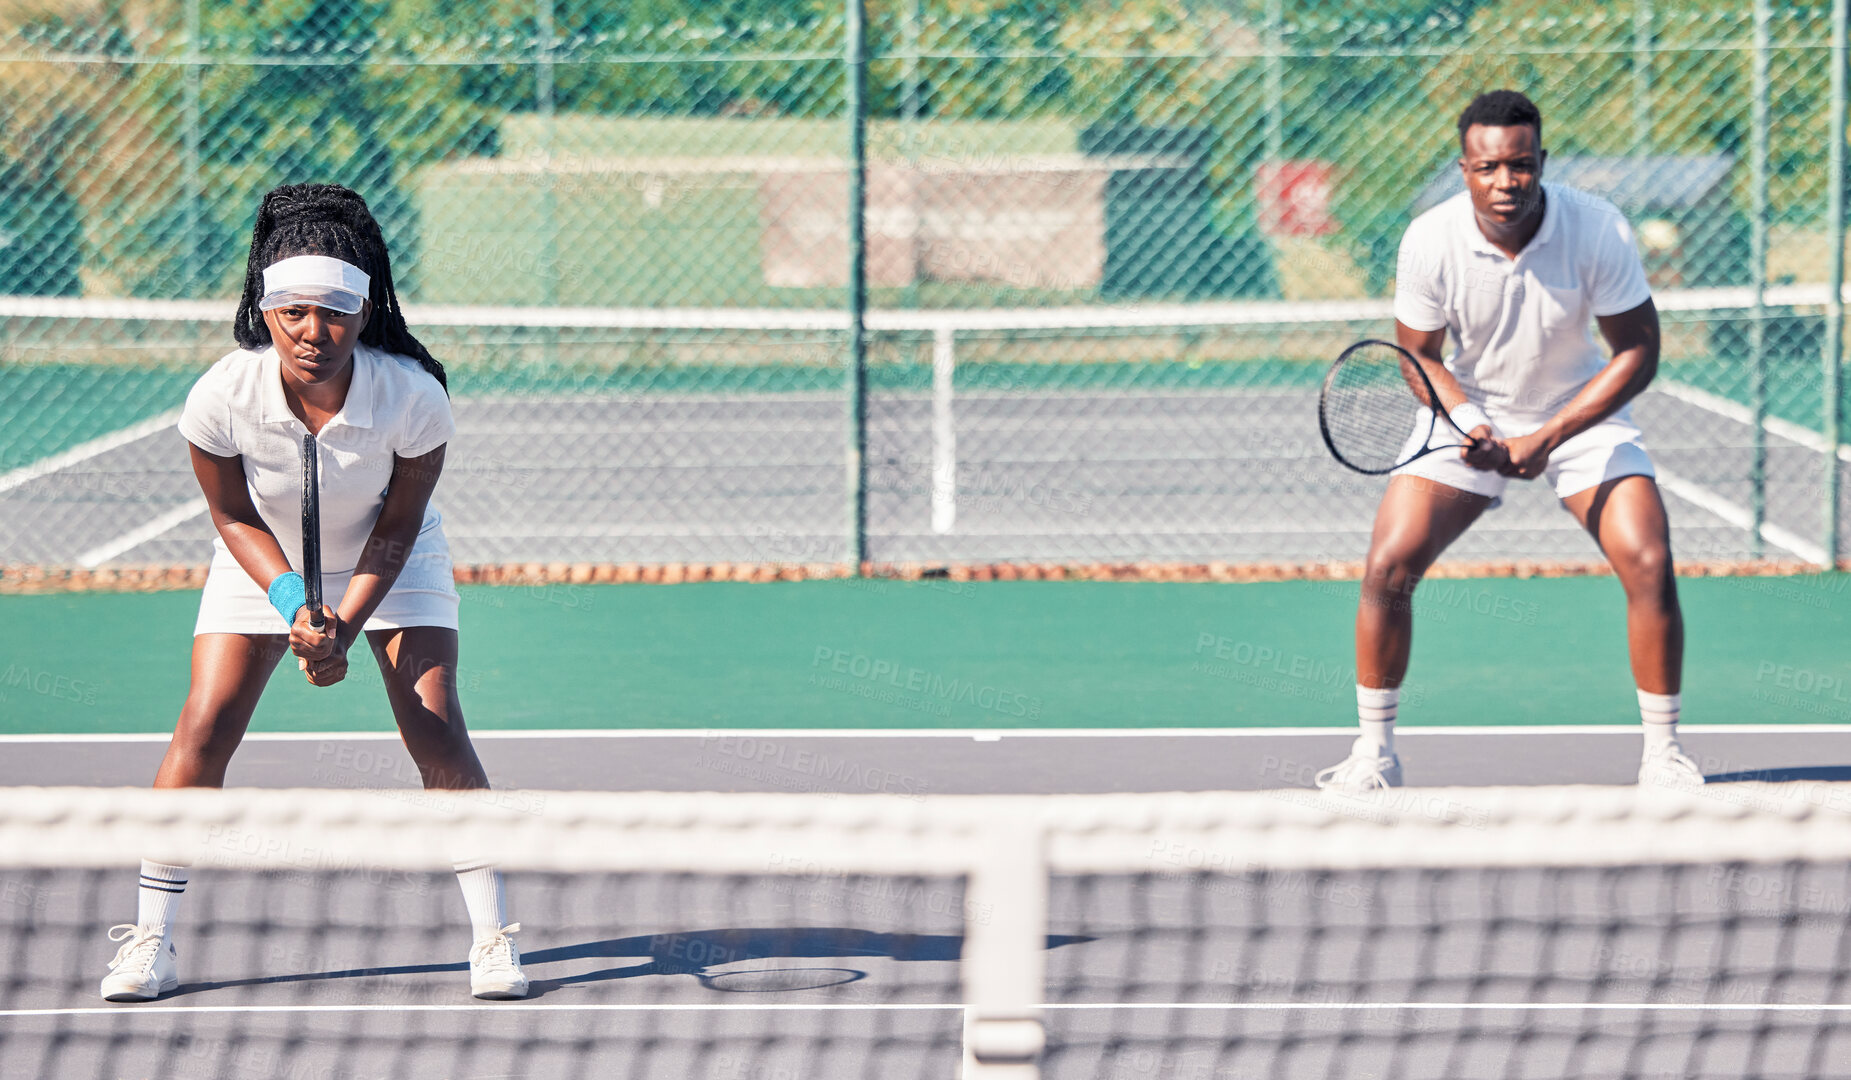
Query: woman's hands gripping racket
xmin=1318 ymin=339 xmax=1503 ymax=475
xmin=294 ymin=433 xmax=346 ymax=685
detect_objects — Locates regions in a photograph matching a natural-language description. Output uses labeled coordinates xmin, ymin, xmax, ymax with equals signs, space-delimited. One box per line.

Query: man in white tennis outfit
xmin=1315 ymin=90 xmax=1702 ymax=792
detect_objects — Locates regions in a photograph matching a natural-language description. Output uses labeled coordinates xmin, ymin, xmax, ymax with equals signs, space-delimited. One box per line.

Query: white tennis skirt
xmin=194 ymin=520 xmax=461 ymax=636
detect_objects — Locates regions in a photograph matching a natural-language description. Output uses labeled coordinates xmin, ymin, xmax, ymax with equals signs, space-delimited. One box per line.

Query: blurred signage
xmin=1255 ymin=160 xmax=1337 ymax=237
xmin=759 ymin=158 xmax=1136 ymax=290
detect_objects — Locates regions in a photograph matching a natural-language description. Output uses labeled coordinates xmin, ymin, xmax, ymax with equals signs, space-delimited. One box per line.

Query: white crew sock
xmin=1357 ymin=685 xmax=1400 ymax=754
xmin=1639 ymin=689 xmax=1681 ymax=751
xmin=137 ymin=859 xmax=188 ymax=935
xmin=454 ymin=862 xmax=508 ymax=940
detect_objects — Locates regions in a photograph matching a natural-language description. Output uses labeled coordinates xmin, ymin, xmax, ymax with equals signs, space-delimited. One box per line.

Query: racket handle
xmin=308 ymin=607 xmax=326 ymax=633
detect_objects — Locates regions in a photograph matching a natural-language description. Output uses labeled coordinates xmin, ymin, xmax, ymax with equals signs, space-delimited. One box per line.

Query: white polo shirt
xmin=1393 ymin=183 xmax=1653 ymax=424
xmin=178 ymin=342 xmax=454 ymax=576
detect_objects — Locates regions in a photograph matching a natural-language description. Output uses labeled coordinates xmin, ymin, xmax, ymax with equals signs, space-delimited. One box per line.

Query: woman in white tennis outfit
xmin=100 ymin=184 xmax=527 ymax=1003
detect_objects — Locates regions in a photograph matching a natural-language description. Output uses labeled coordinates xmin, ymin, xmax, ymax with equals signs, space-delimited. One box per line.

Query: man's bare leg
xmin=1561 ymin=474 xmax=1699 ymax=785
xmin=1316 ymin=475 xmax=1495 ymax=791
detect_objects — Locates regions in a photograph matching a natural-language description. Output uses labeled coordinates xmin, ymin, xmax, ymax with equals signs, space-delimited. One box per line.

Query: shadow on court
xmin=167 ymin=927 xmax=1094 ymax=1001
xmin=1705 ymin=764 xmax=1851 ymax=783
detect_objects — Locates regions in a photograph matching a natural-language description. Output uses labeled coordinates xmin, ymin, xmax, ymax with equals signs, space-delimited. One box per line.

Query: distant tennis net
xmin=6 ymin=783 xmax=1851 ymax=1078
xmin=1 ymin=290 xmax=1844 ymax=580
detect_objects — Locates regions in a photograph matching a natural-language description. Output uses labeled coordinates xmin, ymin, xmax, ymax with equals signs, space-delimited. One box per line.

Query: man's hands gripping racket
xmin=1318 ymin=339 xmax=1505 ymax=475
xmin=294 ymin=433 xmax=346 ymax=685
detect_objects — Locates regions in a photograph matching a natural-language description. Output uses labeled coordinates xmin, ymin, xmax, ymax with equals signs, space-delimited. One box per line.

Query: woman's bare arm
xmin=188 ymin=442 xmax=295 ymax=601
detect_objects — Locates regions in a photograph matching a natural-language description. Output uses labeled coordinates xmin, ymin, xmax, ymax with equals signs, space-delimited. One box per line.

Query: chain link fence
xmin=1 ymin=0 xmax=1847 ymax=583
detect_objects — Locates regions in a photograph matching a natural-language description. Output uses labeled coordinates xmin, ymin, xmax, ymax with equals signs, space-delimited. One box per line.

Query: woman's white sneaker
xmin=100 ymin=924 xmax=177 ymax=1002
xmin=1314 ymin=736 xmax=1403 ymax=793
xmin=469 ymin=923 xmax=530 ymax=999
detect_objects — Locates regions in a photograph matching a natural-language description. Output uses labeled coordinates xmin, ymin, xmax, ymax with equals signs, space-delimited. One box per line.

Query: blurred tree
xmin=2 ymin=0 xmax=1839 ymax=301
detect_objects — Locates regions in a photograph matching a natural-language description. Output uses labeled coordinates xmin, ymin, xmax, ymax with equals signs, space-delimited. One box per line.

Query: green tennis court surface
xmin=3 ymin=574 xmax=1846 ymax=735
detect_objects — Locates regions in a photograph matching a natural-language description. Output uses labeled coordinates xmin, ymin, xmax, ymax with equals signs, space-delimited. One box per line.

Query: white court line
xmin=73 ymin=496 xmax=209 ymax=568
xmin=1 ymin=724 xmax=1845 ymax=744
xmin=7 ymin=1001 xmax=1849 ymax=1018
xmin=1655 ymin=468 xmax=1826 ymax=565
xmin=1657 ymin=380 xmax=1851 ymax=464
xmin=1648 ymin=380 xmax=1840 ymax=565
xmin=0 ymin=408 xmax=181 ymax=497
xmin=0 ymin=1004 xmax=956 ymax=1017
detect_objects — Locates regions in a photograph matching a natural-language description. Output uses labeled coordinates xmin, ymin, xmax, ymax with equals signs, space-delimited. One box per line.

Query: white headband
xmin=259 ymin=255 xmax=371 ymax=315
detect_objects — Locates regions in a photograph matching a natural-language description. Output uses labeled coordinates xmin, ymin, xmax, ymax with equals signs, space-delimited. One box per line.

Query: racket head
xmin=1318 ymin=338 xmax=1457 ymax=475
xmin=300 ymin=433 xmax=324 ymax=631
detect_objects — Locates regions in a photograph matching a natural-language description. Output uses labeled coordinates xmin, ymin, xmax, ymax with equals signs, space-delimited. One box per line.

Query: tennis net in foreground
xmin=4 ymin=784 xmax=1851 ymax=1080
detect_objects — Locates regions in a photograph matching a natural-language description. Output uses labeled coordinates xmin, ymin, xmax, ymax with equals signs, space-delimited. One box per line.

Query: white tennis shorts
xmin=1391 ymin=408 xmax=1656 ymax=504
xmin=194 ymin=518 xmax=460 ymax=636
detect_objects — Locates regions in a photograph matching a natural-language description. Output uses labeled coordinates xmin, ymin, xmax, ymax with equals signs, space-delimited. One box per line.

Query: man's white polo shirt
xmin=1393 ymin=182 xmax=1653 ymax=425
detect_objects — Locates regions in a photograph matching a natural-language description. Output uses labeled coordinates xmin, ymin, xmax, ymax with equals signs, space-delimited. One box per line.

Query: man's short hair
xmin=1458 ymin=90 xmax=1542 ymax=152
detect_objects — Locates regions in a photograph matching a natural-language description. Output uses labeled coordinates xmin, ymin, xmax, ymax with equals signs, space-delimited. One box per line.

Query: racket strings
xmin=1320 ymin=342 xmax=1439 ymax=474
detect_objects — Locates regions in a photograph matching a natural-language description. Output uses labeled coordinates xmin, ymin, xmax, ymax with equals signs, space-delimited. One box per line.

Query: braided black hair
xmin=234 ymin=183 xmax=446 ymax=392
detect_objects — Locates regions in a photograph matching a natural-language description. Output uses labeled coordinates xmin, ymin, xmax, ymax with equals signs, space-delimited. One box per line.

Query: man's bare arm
xmin=1394 ymin=320 xmax=1506 ymax=472
xmin=1500 ymin=298 xmax=1659 ymax=479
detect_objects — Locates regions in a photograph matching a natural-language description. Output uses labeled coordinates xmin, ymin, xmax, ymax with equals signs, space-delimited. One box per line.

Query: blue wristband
xmin=267 ymin=572 xmax=307 ymax=627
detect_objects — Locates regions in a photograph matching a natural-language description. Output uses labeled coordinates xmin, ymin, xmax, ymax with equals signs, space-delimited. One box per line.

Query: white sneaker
xmin=1314 ymin=736 xmax=1403 ymax=793
xmin=1639 ymin=741 xmax=1706 ymax=789
xmin=100 ymin=924 xmax=177 ymax=1002
xmin=469 ymin=923 xmax=529 ymax=999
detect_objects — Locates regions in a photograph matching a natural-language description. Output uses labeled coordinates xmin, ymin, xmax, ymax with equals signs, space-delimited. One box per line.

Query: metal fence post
xmin=1750 ymin=0 xmax=1770 ymax=557
xmin=183 ymin=0 xmax=202 ymax=296
xmin=1829 ymin=0 xmax=1847 ymax=567
xmin=1633 ymin=0 xmax=1652 ymax=155
xmin=902 ymin=0 xmax=923 ymax=124
xmin=537 ymin=0 xmax=557 ymax=319
xmin=847 ymin=0 xmax=870 ymax=575
xmin=1264 ymin=0 xmax=1283 ymax=165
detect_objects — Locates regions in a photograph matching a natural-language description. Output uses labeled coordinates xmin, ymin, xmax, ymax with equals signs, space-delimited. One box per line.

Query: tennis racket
xmin=1318 ymin=339 xmax=1489 ymax=475
xmin=300 ymin=433 xmax=324 ymax=633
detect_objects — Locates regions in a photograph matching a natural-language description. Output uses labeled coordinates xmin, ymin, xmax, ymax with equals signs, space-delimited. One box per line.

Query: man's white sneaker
xmin=1314 ymin=736 xmax=1403 ymax=793
xmin=100 ymin=924 xmax=177 ymax=1002
xmin=469 ymin=923 xmax=529 ymax=1000
xmin=1639 ymin=741 xmax=1706 ymax=789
